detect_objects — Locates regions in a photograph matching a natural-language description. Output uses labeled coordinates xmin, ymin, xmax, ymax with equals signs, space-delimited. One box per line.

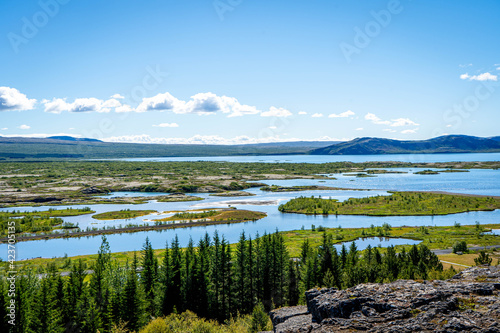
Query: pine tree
xmin=90 ymin=236 xmax=111 ymax=332
xmin=160 ymin=241 xmax=172 ymax=316
xmin=194 ymin=233 xmax=211 ymax=318
xmin=287 ymin=260 xmax=300 ymax=306
xmin=234 ymin=232 xmax=249 ymax=312
xmin=0 ymin=280 xmax=10 ymax=333
xmin=141 ymin=237 xmax=158 ymax=316
xmin=168 ymin=235 xmax=183 ymax=313
xmin=182 ymin=237 xmax=196 ymax=312
xmin=123 ymin=254 xmax=141 ymax=332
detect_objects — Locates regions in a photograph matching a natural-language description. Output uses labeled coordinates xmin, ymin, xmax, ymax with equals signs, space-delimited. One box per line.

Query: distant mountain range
xmin=0 ymin=136 xmax=337 ymax=159
xmin=0 ymin=135 xmax=499 ymax=160
xmin=310 ymin=135 xmax=500 ymax=155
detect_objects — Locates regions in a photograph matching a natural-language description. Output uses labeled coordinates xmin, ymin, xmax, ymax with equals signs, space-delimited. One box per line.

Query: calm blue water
xmin=108 ymin=152 xmax=500 ymax=163
xmin=2 ymin=166 xmax=500 ymax=260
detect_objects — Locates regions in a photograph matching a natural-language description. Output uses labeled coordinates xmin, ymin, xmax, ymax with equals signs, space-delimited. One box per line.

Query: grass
xmin=92 ymin=209 xmax=156 ymax=220
xmin=156 ymin=194 xmax=204 ymax=202
xmin=278 ymin=191 xmax=500 ymax=216
xmin=280 ymin=223 xmax=500 ymax=257
xmin=154 ymin=209 xmax=266 ymax=223
xmin=260 ymin=185 xmax=347 ymax=192
xmin=1 ymin=207 xmax=94 ymax=217
xmin=6 ymin=223 xmax=499 ymax=273
xmin=0 ymin=207 xmax=94 ymax=236
xmin=415 ymin=169 xmax=440 ymax=175
xmin=1 ymin=160 xmax=500 ymax=207
xmin=438 ymin=253 xmax=479 ymax=269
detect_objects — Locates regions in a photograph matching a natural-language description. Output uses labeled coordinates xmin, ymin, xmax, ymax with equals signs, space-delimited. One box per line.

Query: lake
xmin=1 ymin=166 xmax=500 ymax=260
xmin=107 ymin=152 xmax=500 ymax=163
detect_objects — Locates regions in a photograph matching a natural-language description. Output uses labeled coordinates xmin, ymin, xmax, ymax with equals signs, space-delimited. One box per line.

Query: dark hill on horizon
xmin=310 ymin=135 xmax=500 ymax=155
xmin=0 ymin=136 xmax=337 ymax=160
xmin=1 ymin=135 xmax=499 ymax=160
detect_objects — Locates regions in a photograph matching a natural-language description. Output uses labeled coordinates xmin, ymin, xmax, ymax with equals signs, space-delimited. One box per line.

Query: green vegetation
xmin=1 ymin=207 xmax=93 ymax=218
xmin=155 ymin=209 xmax=266 ymax=223
xmin=261 ymin=185 xmax=345 ymax=192
xmin=279 ymin=223 xmax=500 ymax=258
xmin=366 ymin=169 xmax=407 ymax=174
xmin=160 ymin=209 xmax=221 ymax=221
xmin=414 ymin=169 xmax=439 ymax=175
xmin=453 ymin=240 xmax=468 ymax=253
xmin=343 ymin=173 xmax=376 ymax=177
xmin=0 ymin=207 xmax=93 ymax=236
xmin=156 ymin=194 xmax=204 ymax=202
xmin=278 ymin=192 xmax=500 ymax=216
xmin=209 ymin=191 xmax=256 ymax=197
xmin=139 ymin=309 xmax=271 ymax=333
xmin=1 ymin=160 xmax=499 ymax=207
xmin=1 ymin=230 xmax=447 ymax=332
xmin=475 ymin=251 xmax=493 ymax=266
xmin=92 ymin=209 xmax=156 ymax=220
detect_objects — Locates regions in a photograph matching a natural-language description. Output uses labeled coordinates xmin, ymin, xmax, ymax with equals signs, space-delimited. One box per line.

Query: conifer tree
xmin=141 ymin=237 xmax=158 ymax=316
xmin=123 ymin=254 xmax=141 ymax=332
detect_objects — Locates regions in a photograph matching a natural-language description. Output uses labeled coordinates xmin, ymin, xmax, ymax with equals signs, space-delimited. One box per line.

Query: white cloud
xmin=153 ymin=123 xmax=179 ymax=128
xmin=43 ymin=97 xmax=122 ymax=113
xmin=0 ymin=87 xmax=36 ymax=111
xmin=103 ymin=134 xmax=350 ymax=145
xmin=1 ymin=127 xmax=7 ymax=130
xmin=261 ymin=107 xmax=292 ymax=117
xmin=136 ymin=92 xmax=261 ymax=117
xmin=136 ymin=92 xmax=184 ymax=113
xmin=365 ymin=113 xmax=419 ymax=127
xmin=311 ymin=113 xmax=323 ymax=118
xmin=459 ymin=63 xmax=472 ymax=68
xmin=364 ymin=113 xmax=391 ymax=125
xmin=298 ymin=111 xmax=307 ymax=115
xmin=115 ymin=104 xmax=134 ymax=113
xmin=355 ymin=127 xmax=363 ymax=131
xmin=460 ymin=72 xmax=498 ymax=81
xmin=383 ymin=129 xmax=397 ymax=133
xmin=446 ymin=124 xmax=453 ymax=128
xmin=401 ymin=128 xmax=418 ymax=134
xmin=390 ymin=118 xmax=419 ymax=127
xmin=269 ymin=126 xmax=277 ymax=130
xmin=328 ymin=110 xmax=355 ymax=118
xmin=39 ymin=90 xmax=292 ymax=118
xmin=18 ymin=124 xmax=30 ymax=130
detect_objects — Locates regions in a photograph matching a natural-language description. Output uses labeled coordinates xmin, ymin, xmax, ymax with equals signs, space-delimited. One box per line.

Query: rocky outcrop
xmin=270 ymin=266 xmax=500 ymax=332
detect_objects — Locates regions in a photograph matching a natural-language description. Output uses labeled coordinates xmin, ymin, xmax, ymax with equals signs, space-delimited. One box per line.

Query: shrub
xmin=452 ymin=241 xmax=468 ymax=254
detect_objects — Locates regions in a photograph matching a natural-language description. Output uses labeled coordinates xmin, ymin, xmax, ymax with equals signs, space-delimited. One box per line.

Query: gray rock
xmin=272 ymin=267 xmax=500 ymax=332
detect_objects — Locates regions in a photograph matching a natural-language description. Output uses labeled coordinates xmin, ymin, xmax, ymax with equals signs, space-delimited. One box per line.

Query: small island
xmin=414 ymin=169 xmax=440 ymax=175
xmin=343 ymin=173 xmax=376 ymax=177
xmin=260 ymin=185 xmax=356 ymax=192
xmin=156 ymin=194 xmax=204 ymax=202
xmin=154 ymin=208 xmax=266 ymax=223
xmin=92 ymin=209 xmax=157 ymax=220
xmin=278 ymin=191 xmax=500 ymax=216
xmin=209 ymin=191 xmax=256 ymax=197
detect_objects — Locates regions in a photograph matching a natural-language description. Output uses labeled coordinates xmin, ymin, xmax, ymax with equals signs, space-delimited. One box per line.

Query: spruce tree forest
xmin=0 ymin=230 xmax=450 ymax=332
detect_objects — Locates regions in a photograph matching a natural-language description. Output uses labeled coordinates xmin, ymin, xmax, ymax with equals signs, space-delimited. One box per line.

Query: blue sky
xmin=1 ymin=0 xmax=499 ymax=144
